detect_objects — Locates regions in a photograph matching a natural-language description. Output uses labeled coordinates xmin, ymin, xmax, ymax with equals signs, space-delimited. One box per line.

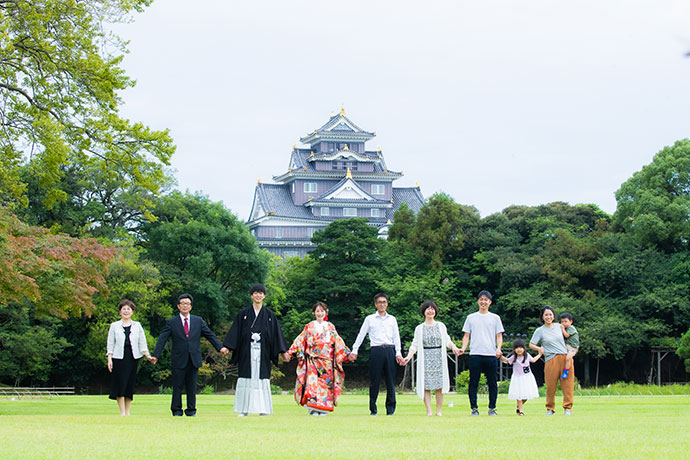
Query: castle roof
xmin=386 ymin=186 xmax=425 ymax=220
xmin=306 ymin=175 xmax=392 ymax=207
xmin=247 ymin=182 xmax=424 ymax=226
xmin=273 ymin=148 xmax=400 ymax=183
xmin=299 ymin=109 xmax=375 ymax=145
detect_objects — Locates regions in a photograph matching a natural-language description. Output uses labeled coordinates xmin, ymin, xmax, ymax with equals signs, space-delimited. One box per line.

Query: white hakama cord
xmin=234 ymin=341 xmax=273 ymax=414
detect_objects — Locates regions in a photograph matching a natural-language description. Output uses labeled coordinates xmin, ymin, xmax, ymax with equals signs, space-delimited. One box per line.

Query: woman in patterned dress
xmin=283 ymin=302 xmax=351 ymax=416
xmin=402 ymin=300 xmax=461 ymax=416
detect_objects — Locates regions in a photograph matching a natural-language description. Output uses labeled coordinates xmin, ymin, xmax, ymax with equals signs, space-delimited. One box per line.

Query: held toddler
xmin=559 ymin=313 xmax=579 ymax=379
xmin=499 ymin=339 xmax=542 ymax=415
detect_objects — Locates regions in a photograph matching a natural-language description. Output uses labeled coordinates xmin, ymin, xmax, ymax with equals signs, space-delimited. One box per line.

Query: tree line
xmin=1 ymin=0 xmax=688 ymax=390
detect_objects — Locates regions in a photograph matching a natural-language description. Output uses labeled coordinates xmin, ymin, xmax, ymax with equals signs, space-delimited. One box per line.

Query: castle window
xmin=304 ymin=182 xmax=317 ymax=193
xmin=371 ymin=208 xmax=381 ymax=218
xmin=371 ymin=184 xmax=385 ymax=195
xmin=321 ymin=207 xmax=330 ymax=216
xmin=275 ymin=228 xmax=283 ymax=239
xmin=343 ymin=208 xmax=357 ymax=217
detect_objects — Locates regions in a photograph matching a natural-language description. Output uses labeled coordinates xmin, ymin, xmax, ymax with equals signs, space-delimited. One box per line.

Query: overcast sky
xmin=114 ymin=0 xmax=690 ymax=220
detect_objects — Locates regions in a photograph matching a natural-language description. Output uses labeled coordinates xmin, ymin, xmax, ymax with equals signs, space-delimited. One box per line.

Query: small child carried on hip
xmin=559 ymin=312 xmax=579 ymax=380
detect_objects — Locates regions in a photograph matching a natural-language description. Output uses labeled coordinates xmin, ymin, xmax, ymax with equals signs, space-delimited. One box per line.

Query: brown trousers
xmin=543 ymin=354 xmax=574 ymax=411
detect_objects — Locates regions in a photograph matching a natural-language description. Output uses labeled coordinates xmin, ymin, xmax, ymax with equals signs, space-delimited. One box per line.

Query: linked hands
xmin=349 ymin=353 xmax=358 ymax=362
xmin=220 ymin=347 xmax=229 ymax=356
xmin=282 ymin=352 xmax=292 ymax=362
xmin=148 ymin=356 xmax=158 ymax=364
xmin=395 ymin=356 xmax=405 ymax=366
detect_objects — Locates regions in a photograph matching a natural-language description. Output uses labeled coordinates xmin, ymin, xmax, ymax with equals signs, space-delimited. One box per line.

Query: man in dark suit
xmin=151 ymin=293 xmax=228 ymax=416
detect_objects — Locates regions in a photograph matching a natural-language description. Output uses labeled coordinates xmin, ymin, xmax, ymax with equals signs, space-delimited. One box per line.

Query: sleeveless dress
xmin=422 ymin=324 xmax=443 ymax=391
xmin=109 ymin=325 xmax=137 ymax=400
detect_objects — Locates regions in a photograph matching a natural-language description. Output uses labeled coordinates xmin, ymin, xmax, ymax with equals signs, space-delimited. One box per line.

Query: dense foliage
xmin=0 ymin=2 xmax=687 ymax=388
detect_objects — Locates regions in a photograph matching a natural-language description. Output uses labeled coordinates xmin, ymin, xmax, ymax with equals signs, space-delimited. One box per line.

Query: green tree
xmin=142 ymin=191 xmax=269 ymax=327
xmin=677 ymin=328 xmax=690 ymax=372
xmin=0 ymin=0 xmax=174 ymax=218
xmin=0 ymin=302 xmax=69 ymax=386
xmin=407 ymin=193 xmax=480 ymax=271
xmin=613 ymin=139 xmax=690 ymax=252
xmin=309 ymin=218 xmax=382 ymax=343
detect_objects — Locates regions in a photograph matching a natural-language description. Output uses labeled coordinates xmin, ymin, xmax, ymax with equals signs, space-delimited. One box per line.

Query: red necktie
xmin=184 ymin=317 xmax=189 ymax=338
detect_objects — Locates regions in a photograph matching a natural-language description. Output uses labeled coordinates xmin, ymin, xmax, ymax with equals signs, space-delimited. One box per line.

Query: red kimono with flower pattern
xmin=287 ymin=321 xmax=350 ymax=412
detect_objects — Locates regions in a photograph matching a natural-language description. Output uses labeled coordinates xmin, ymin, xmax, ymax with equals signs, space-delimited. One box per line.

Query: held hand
xmin=349 ymin=353 xmax=358 ymax=362
xmin=220 ymin=347 xmax=229 ymax=356
xmin=496 ymin=350 xmax=503 ymax=358
xmin=149 ymin=356 xmax=158 ymax=365
xmin=107 ymin=358 xmax=113 ymax=373
xmin=453 ymin=348 xmax=461 ymax=356
xmin=458 ymin=348 xmax=465 ymax=356
xmin=395 ymin=356 xmax=405 ymax=366
xmin=282 ymin=352 xmax=291 ymax=362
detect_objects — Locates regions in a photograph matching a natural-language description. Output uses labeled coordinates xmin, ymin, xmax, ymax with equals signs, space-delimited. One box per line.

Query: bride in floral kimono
xmin=283 ymin=302 xmax=351 ymax=416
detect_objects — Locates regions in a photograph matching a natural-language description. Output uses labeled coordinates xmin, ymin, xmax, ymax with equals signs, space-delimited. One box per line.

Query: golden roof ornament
xmin=415 ymin=181 xmax=420 ymax=188
xmin=344 ymin=144 xmax=349 ymax=150
xmin=386 ymin=219 xmax=392 ymax=225
xmin=377 ymin=145 xmax=382 ymax=152
xmin=346 ymin=168 xmax=353 ymax=179
xmin=257 ymin=177 xmax=262 ymax=183
xmin=309 ymin=152 xmax=314 ymax=157
xmin=293 ymin=143 xmax=296 ymax=149
xmin=340 ymin=107 xmax=345 ymax=116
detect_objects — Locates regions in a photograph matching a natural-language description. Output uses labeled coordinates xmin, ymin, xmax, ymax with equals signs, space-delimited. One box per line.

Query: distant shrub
xmin=455 ymin=370 xmax=486 ymax=391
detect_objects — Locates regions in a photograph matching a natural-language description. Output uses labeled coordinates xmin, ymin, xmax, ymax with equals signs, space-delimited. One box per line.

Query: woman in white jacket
xmin=402 ymin=301 xmax=461 ymax=416
xmin=106 ymin=299 xmax=152 ymax=415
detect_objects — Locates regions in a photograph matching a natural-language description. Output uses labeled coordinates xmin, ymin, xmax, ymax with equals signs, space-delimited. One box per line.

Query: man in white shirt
xmin=350 ymin=292 xmax=404 ymax=415
xmin=458 ymin=290 xmax=504 ymax=416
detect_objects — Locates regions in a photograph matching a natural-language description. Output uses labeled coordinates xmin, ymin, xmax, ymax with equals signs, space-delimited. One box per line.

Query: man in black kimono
xmin=224 ymin=283 xmax=287 ymax=416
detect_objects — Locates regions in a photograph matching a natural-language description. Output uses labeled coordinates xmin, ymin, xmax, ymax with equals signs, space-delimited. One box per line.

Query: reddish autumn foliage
xmin=0 ymin=208 xmax=118 ymax=317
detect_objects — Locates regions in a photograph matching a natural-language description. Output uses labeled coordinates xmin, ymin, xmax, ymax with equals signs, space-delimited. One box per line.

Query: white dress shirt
xmin=351 ymin=312 xmax=402 ymax=357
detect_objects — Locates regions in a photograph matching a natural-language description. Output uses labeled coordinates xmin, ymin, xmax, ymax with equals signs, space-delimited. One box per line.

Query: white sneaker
xmin=545 ymin=410 xmax=555 ymax=416
xmin=564 ymin=409 xmax=572 ymax=416
xmin=237 ymin=413 xmax=248 ymax=417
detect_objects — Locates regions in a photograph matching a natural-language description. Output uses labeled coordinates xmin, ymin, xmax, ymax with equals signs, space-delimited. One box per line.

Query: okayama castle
xmin=246 ymin=109 xmax=425 ymax=258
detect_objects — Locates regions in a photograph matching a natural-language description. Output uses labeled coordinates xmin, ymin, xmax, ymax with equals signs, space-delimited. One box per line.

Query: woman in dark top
xmin=106 ymin=299 xmax=152 ymax=415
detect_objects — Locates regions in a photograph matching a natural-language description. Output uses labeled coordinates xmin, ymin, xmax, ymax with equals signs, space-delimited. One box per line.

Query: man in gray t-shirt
xmin=459 ymin=290 xmax=504 ymax=416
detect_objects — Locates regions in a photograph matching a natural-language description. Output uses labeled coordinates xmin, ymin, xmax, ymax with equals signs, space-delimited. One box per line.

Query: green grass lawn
xmin=1 ymin=393 xmax=688 ymax=459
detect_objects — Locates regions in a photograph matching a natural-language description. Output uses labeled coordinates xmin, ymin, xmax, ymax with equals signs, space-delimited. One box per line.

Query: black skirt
xmin=109 ymin=328 xmax=138 ymax=400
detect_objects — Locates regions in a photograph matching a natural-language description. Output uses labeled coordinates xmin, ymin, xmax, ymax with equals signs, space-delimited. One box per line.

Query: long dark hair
xmin=511 ymin=338 xmax=528 ymax=364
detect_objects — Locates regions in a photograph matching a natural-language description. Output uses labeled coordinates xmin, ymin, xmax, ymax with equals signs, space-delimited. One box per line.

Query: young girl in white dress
xmin=500 ymin=338 xmax=542 ymax=415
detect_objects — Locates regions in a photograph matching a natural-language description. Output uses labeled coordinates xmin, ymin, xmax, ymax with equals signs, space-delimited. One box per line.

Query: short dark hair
xmin=250 ymin=283 xmax=266 ymax=295
xmin=560 ymin=312 xmax=574 ymax=322
xmin=374 ymin=292 xmax=389 ymax=302
xmin=477 ymin=290 xmax=493 ymax=300
xmin=177 ymin=293 xmax=193 ymax=304
xmin=312 ymin=301 xmax=328 ymax=314
xmin=540 ymin=305 xmax=556 ymax=324
xmin=118 ymin=299 xmax=135 ymax=311
xmin=420 ymin=300 xmax=438 ymax=317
